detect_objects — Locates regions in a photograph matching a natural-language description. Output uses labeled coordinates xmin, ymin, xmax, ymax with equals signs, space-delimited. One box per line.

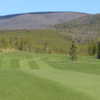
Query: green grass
xmin=0 ymin=52 xmax=100 ymax=100
xmin=43 ymin=55 xmax=100 ymax=75
xmin=1 ymin=70 xmax=80 ymax=100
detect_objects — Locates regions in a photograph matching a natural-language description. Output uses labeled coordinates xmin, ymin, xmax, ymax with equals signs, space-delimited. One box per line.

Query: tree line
xmin=0 ymin=31 xmax=100 ymax=61
xmin=0 ymin=35 xmax=66 ymax=53
xmin=69 ymin=40 xmax=100 ymax=61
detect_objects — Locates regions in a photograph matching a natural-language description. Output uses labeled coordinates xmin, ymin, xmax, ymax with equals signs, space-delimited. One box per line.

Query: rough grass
xmin=0 ymin=52 xmax=100 ymax=100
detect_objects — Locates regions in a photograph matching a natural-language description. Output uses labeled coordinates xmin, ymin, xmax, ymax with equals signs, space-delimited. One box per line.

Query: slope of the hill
xmin=0 ymin=12 xmax=88 ymax=30
xmin=55 ymin=14 xmax=100 ymax=43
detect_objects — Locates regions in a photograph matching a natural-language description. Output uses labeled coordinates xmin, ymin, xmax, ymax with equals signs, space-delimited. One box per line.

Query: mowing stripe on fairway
xmin=32 ymin=56 xmax=95 ymax=100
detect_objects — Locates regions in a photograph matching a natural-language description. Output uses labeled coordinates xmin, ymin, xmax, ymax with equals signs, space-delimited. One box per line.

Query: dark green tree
xmin=97 ymin=41 xmax=100 ymax=59
xmin=69 ymin=41 xmax=77 ymax=61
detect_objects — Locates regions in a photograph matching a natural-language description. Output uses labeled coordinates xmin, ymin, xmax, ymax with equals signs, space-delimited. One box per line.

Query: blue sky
xmin=0 ymin=0 xmax=100 ymax=15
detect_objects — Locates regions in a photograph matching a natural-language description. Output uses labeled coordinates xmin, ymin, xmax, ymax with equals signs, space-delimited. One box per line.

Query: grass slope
xmin=0 ymin=52 xmax=100 ymax=100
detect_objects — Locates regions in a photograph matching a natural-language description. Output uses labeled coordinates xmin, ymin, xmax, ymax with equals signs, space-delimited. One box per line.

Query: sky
xmin=0 ymin=0 xmax=100 ymax=15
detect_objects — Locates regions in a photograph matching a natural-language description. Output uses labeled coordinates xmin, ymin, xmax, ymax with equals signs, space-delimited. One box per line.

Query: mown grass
xmin=43 ymin=55 xmax=100 ymax=75
xmin=0 ymin=52 xmax=100 ymax=100
xmin=0 ymin=70 xmax=80 ymax=100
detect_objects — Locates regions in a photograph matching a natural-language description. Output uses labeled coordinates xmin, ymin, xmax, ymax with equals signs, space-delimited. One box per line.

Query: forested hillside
xmin=0 ymin=30 xmax=69 ymax=54
xmin=55 ymin=14 xmax=100 ymax=43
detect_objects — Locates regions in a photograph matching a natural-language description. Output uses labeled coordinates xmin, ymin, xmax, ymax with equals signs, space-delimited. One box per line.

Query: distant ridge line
xmin=0 ymin=11 xmax=90 ymax=16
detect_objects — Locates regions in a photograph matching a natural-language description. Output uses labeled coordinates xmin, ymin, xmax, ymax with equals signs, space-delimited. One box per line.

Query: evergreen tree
xmin=97 ymin=41 xmax=100 ymax=59
xmin=69 ymin=41 xmax=77 ymax=61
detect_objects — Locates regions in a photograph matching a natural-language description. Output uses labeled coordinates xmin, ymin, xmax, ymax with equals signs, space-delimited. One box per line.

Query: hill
xmin=0 ymin=12 xmax=88 ymax=30
xmin=55 ymin=14 xmax=100 ymax=43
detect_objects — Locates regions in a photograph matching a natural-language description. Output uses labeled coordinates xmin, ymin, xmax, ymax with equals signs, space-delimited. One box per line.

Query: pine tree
xmin=69 ymin=41 xmax=77 ymax=61
xmin=97 ymin=41 xmax=100 ymax=59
